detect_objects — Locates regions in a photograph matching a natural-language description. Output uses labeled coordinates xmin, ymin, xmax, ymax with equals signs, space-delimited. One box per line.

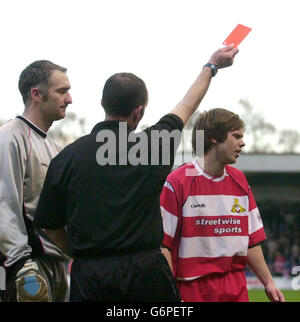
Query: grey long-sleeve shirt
xmin=0 ymin=116 xmax=67 ymax=268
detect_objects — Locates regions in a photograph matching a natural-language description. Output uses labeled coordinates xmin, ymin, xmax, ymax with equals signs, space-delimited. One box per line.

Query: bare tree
xmin=278 ymin=129 xmax=300 ymax=153
xmin=239 ymin=99 xmax=277 ymax=153
xmin=48 ymin=112 xmax=89 ymax=147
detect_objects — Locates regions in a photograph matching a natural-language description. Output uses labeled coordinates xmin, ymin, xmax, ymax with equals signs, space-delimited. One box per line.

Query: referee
xmin=33 ymin=45 xmax=238 ymax=301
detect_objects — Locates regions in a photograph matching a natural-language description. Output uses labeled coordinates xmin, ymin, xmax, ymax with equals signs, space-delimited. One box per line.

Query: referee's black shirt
xmin=34 ymin=114 xmax=183 ymax=257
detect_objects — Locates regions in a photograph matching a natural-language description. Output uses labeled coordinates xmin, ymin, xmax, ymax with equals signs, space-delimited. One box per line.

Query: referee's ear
xmin=132 ymin=105 xmax=144 ymax=128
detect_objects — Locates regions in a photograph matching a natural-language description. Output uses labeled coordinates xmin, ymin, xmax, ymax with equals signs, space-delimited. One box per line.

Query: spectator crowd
xmin=246 ymin=202 xmax=300 ymax=277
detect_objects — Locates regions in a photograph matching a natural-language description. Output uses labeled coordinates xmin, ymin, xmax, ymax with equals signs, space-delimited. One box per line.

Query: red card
xmin=223 ymin=24 xmax=252 ymax=48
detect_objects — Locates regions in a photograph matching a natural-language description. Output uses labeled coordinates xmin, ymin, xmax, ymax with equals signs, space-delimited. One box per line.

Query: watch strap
xmin=203 ymin=63 xmax=218 ymax=77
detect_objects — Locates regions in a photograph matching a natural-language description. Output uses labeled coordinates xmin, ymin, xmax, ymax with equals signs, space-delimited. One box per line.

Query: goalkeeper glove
xmin=15 ymin=259 xmax=50 ymax=302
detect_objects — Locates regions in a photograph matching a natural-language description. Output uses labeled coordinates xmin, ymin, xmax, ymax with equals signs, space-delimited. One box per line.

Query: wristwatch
xmin=203 ymin=63 xmax=218 ymax=77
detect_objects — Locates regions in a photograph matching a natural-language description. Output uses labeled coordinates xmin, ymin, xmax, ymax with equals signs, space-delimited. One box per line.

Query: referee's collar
xmin=91 ymin=120 xmax=134 ymax=133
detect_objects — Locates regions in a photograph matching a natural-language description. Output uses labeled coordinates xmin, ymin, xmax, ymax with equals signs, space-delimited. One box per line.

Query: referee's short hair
xmin=192 ymin=108 xmax=245 ymax=155
xmin=101 ymin=73 xmax=148 ymax=117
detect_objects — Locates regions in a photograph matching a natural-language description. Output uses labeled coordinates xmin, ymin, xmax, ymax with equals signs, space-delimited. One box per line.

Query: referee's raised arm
xmin=170 ymin=45 xmax=239 ymax=126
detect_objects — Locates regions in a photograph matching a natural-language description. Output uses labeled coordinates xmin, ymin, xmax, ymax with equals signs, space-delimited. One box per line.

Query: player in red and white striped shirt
xmin=160 ymin=108 xmax=285 ymax=302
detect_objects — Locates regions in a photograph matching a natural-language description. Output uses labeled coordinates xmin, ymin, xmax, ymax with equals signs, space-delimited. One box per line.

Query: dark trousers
xmin=70 ymin=249 xmax=181 ymax=302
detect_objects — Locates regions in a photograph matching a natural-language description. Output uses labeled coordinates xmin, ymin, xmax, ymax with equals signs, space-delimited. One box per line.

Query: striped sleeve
xmin=248 ymin=186 xmax=266 ymax=247
xmin=160 ymin=180 xmax=180 ymax=250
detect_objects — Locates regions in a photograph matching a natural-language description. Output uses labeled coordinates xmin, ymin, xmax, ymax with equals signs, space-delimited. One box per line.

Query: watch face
xmin=209 ymin=64 xmax=217 ymax=76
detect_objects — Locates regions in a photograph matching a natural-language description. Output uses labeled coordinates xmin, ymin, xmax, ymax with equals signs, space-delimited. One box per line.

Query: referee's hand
xmin=208 ymin=44 xmax=239 ymax=69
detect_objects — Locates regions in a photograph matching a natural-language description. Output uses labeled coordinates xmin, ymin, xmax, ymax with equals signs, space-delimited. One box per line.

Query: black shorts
xmin=70 ymin=249 xmax=181 ymax=302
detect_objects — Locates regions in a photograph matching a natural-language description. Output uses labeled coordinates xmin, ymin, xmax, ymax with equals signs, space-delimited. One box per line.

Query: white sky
xmin=1 ymin=0 xmax=300 ymax=134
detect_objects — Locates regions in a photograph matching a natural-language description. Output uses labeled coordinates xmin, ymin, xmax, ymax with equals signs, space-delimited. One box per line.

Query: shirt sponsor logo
xmin=191 ymin=203 xmax=206 ymax=209
xmin=195 ymin=218 xmax=243 ymax=235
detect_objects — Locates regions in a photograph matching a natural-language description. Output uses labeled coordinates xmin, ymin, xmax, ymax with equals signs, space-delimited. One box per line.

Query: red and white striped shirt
xmin=160 ymin=159 xmax=266 ymax=281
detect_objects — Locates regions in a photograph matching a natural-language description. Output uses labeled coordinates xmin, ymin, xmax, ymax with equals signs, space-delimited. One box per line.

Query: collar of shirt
xmin=17 ymin=115 xmax=47 ymax=138
xmin=91 ymin=120 xmax=134 ymax=134
xmin=192 ymin=158 xmax=228 ymax=182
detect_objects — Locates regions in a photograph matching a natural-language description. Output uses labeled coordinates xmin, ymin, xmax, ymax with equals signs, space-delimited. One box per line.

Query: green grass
xmin=248 ymin=289 xmax=300 ymax=302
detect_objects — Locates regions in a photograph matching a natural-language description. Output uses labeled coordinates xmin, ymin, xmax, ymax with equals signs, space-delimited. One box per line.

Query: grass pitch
xmin=248 ymin=289 xmax=300 ymax=302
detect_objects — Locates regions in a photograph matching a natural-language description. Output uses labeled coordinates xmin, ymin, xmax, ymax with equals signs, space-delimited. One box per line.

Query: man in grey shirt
xmin=0 ymin=60 xmax=72 ymax=301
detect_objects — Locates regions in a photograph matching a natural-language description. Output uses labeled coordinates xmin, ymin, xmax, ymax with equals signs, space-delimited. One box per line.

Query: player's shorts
xmin=176 ymin=270 xmax=249 ymax=302
xmin=70 ymin=248 xmax=181 ymax=302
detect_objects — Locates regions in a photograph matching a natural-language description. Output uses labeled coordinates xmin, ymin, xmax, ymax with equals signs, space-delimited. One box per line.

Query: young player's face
xmin=40 ymin=70 xmax=72 ymax=121
xmin=216 ymin=129 xmax=245 ymax=165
